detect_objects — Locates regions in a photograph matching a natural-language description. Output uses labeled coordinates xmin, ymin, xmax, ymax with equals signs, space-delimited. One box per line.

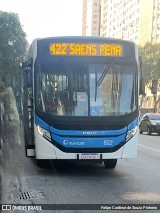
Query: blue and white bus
xmin=22 ymin=36 xmax=141 ymax=169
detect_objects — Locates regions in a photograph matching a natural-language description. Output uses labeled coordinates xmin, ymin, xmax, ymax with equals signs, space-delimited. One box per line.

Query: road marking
xmin=138 ymin=143 xmax=160 ymax=153
xmin=123 ymin=192 xmax=160 ymax=201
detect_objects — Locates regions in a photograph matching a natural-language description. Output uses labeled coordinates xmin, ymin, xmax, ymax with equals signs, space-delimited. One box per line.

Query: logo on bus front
xmin=63 ymin=140 xmax=85 ymax=146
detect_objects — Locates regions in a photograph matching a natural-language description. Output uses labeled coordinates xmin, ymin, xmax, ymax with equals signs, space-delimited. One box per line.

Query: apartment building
xmin=82 ymin=0 xmax=101 ymax=36
xmin=100 ymin=0 xmax=107 ymax=37
xmin=82 ymin=0 xmax=160 ymax=112
xmin=139 ymin=0 xmax=160 ymax=46
xmin=100 ymin=0 xmax=140 ymax=43
xmin=82 ymin=0 xmax=160 ymax=45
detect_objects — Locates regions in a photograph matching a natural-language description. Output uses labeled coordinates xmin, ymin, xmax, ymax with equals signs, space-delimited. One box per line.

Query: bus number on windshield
xmin=50 ymin=43 xmax=67 ymax=55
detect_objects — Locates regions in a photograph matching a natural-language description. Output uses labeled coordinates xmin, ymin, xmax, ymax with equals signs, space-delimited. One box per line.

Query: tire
xmin=36 ymin=159 xmax=49 ymax=168
xmin=158 ymin=132 xmax=160 ymax=136
xmin=139 ymin=126 xmax=143 ymax=134
xmin=147 ymin=127 xmax=152 ymax=135
xmin=104 ymin=159 xmax=117 ymax=169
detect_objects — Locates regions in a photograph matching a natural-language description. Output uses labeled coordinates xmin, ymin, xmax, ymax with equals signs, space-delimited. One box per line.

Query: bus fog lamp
xmin=126 ymin=126 xmax=137 ymax=141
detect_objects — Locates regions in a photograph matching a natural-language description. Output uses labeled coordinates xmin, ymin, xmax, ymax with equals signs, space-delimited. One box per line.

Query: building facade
xmin=82 ymin=0 xmax=101 ymax=36
xmin=138 ymin=0 xmax=160 ymax=46
xmin=100 ymin=0 xmax=140 ymax=44
xmin=100 ymin=0 xmax=107 ymax=37
xmin=82 ymin=0 xmax=160 ymax=46
xmin=82 ymin=0 xmax=160 ymax=113
xmin=99 ymin=0 xmax=160 ymax=46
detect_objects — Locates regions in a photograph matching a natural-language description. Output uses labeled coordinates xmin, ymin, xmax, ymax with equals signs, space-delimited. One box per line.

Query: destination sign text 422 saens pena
xmin=49 ymin=43 xmax=123 ymax=57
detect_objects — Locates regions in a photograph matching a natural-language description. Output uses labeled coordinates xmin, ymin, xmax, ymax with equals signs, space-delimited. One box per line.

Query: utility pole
xmin=151 ymin=80 xmax=158 ymax=113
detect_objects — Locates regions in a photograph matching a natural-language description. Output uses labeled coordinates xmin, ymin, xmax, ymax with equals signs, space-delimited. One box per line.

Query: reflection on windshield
xmin=89 ymin=64 xmax=136 ymax=116
xmin=35 ymin=58 xmax=137 ymax=116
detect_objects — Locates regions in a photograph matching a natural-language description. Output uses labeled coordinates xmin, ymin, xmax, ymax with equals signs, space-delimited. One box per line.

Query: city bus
xmin=22 ymin=36 xmax=141 ymax=169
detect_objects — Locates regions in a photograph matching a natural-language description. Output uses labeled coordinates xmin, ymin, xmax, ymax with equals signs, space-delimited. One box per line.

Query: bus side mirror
xmin=22 ymin=58 xmax=33 ymax=68
xmin=139 ymin=78 xmax=145 ymax=95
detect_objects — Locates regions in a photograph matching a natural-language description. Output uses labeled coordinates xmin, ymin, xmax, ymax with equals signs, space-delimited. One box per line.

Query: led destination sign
xmin=49 ymin=43 xmax=123 ymax=57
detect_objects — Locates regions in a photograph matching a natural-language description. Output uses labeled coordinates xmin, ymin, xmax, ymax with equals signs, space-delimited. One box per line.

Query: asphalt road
xmin=1 ymin=128 xmax=160 ymax=213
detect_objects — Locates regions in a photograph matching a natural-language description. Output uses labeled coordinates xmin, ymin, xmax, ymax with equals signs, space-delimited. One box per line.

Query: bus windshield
xmin=35 ymin=57 xmax=137 ymax=116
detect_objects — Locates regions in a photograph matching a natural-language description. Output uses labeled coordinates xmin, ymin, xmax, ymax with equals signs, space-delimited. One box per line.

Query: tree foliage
xmin=139 ymin=42 xmax=160 ymax=83
xmin=0 ymin=11 xmax=27 ymax=88
xmin=139 ymin=42 xmax=160 ymax=113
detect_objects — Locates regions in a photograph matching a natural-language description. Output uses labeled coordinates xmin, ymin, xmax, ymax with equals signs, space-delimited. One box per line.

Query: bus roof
xmin=28 ymin=36 xmax=138 ymax=60
xmin=31 ymin=36 xmax=136 ymax=46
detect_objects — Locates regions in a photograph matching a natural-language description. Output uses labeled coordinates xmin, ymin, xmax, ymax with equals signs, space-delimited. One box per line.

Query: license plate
xmin=80 ymin=153 xmax=100 ymax=160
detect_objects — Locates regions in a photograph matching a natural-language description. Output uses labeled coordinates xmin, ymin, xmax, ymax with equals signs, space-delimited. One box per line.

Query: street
xmin=1 ymin=129 xmax=160 ymax=213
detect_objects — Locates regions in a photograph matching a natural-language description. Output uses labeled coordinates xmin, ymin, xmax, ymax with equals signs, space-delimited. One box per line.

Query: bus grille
xmin=52 ymin=121 xmax=125 ymax=130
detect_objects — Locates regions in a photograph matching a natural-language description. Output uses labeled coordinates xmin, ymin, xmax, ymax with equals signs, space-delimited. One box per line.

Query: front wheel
xmin=139 ymin=126 xmax=143 ymax=134
xmin=36 ymin=159 xmax=49 ymax=168
xmin=104 ymin=159 xmax=117 ymax=169
xmin=147 ymin=127 xmax=152 ymax=135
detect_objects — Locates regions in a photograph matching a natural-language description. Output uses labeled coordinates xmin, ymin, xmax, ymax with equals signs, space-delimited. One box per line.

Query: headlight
xmin=126 ymin=126 xmax=137 ymax=142
xmin=37 ymin=126 xmax=51 ymax=141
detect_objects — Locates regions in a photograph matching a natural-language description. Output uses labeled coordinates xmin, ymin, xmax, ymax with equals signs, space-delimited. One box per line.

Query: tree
xmin=139 ymin=42 xmax=160 ymax=112
xmin=139 ymin=42 xmax=160 ymax=83
xmin=0 ymin=11 xmax=28 ymax=89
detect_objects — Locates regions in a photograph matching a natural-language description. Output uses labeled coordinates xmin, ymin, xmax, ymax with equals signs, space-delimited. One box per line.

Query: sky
xmin=0 ymin=0 xmax=83 ymax=44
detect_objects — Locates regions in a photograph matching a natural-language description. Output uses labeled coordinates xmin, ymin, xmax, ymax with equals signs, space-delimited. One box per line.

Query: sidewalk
xmin=0 ymin=87 xmax=21 ymax=205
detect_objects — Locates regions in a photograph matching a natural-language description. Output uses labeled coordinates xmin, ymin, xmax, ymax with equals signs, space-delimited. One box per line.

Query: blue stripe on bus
xmin=35 ymin=115 xmax=138 ymax=138
xmin=51 ymin=133 xmax=126 ymax=148
xmin=50 ymin=126 xmax=127 ymax=136
xmin=128 ymin=117 xmax=139 ymax=130
xmin=35 ymin=115 xmax=50 ymax=130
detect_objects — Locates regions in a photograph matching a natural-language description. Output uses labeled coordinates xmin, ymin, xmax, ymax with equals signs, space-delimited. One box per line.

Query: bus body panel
xmin=34 ymin=127 xmax=138 ymax=160
xmin=34 ymin=125 xmax=57 ymax=159
xmin=23 ymin=36 xmax=139 ymax=168
xmin=122 ymin=130 xmax=138 ymax=158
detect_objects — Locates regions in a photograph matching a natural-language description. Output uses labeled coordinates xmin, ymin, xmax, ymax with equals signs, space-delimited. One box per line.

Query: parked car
xmin=139 ymin=113 xmax=160 ymax=135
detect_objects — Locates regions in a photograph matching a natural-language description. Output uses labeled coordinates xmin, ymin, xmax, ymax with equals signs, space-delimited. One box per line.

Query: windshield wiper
xmin=97 ymin=58 xmax=115 ymax=87
xmin=60 ymin=58 xmax=76 ymax=89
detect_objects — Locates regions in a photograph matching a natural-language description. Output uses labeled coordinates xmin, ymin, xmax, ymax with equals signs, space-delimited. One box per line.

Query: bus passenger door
xmin=22 ymin=58 xmax=35 ymax=157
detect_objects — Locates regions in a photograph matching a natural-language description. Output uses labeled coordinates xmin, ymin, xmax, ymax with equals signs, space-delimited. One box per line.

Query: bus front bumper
xmin=33 ymin=131 xmax=138 ymax=160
